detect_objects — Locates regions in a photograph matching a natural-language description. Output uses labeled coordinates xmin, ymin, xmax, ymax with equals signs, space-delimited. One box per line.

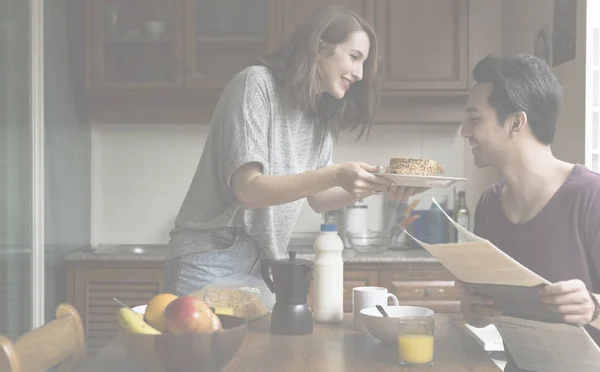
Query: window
xmin=586 ymin=0 xmax=600 ymax=171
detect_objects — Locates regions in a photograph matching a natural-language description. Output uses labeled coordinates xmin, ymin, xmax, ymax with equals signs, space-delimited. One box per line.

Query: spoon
xmin=376 ymin=304 xmax=389 ymax=317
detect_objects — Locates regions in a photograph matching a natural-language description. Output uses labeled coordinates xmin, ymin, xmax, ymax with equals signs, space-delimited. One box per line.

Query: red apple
xmin=163 ymin=296 xmax=222 ymax=334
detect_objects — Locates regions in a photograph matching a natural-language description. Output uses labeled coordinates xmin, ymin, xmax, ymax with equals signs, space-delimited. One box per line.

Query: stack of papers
xmin=464 ymin=323 xmax=504 ymax=352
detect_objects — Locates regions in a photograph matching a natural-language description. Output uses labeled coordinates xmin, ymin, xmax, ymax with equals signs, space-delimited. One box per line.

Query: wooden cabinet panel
xmin=380 ymin=268 xmax=461 ymax=316
xmin=376 ymin=0 xmax=468 ymax=90
xmin=184 ymin=0 xmax=278 ymax=89
xmin=280 ymin=0 xmax=375 ymax=44
xmin=87 ymin=0 xmax=186 ymax=89
xmin=389 ymin=280 xmax=459 ymax=302
xmin=67 ymin=263 xmax=164 ymax=354
xmin=308 ymin=269 xmax=379 ymax=313
xmin=343 ymin=269 xmax=378 ymax=313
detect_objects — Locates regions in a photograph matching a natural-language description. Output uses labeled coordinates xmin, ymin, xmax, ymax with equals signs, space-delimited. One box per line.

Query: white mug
xmin=352 ymin=286 xmax=399 ymax=331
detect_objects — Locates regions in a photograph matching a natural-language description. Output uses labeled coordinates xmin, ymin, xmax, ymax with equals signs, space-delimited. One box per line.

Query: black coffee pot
xmin=261 ymin=251 xmax=314 ymax=335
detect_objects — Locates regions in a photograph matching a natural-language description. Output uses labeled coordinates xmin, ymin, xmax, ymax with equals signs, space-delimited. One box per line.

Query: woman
xmin=163 ymin=5 xmax=422 ymax=296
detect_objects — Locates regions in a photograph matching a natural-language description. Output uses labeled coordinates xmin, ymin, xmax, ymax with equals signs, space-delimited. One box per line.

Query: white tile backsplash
xmin=90 ymin=122 xmax=465 ymax=245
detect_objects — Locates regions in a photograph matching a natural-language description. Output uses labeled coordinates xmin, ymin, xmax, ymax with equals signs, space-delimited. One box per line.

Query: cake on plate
xmin=387 ymin=158 xmax=444 ymax=176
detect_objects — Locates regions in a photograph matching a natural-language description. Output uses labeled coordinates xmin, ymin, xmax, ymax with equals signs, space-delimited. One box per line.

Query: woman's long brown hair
xmin=257 ymin=5 xmax=379 ymax=140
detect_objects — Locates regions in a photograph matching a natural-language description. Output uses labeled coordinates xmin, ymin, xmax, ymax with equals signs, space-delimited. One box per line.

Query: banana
xmin=118 ymin=307 xmax=161 ymax=334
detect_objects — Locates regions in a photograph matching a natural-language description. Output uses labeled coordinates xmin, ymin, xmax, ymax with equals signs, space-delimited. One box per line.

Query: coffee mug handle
xmin=387 ymin=293 xmax=399 ymax=306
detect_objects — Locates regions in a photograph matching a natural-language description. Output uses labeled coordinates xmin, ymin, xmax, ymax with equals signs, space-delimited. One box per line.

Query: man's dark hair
xmin=472 ymin=54 xmax=563 ymax=145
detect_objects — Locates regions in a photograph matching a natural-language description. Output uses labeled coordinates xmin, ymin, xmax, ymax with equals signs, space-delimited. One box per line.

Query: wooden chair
xmin=0 ymin=303 xmax=86 ymax=372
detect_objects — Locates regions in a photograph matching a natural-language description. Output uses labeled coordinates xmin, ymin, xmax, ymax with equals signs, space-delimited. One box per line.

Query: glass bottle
xmin=454 ymin=191 xmax=470 ymax=243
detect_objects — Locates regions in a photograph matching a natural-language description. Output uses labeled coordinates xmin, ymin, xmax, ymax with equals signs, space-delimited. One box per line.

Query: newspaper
xmin=402 ymin=197 xmax=600 ymax=372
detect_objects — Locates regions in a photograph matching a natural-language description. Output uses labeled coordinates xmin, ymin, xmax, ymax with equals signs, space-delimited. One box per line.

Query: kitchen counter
xmin=64 ymin=242 xmax=438 ymax=264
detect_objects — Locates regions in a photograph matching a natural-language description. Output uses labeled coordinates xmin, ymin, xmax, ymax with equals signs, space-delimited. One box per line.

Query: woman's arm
xmin=307 ymin=187 xmax=356 ymax=214
xmin=231 ymin=162 xmax=391 ymax=209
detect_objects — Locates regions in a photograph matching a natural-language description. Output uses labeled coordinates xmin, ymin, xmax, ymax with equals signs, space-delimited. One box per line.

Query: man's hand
xmin=456 ymin=280 xmax=502 ymax=327
xmin=384 ymin=186 xmax=429 ymax=202
xmin=539 ymin=279 xmax=597 ymax=325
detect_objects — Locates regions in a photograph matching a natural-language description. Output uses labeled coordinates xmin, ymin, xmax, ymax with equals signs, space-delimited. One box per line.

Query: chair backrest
xmin=0 ymin=303 xmax=86 ymax=372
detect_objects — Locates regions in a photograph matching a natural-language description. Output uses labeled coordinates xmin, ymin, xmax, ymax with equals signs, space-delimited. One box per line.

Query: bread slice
xmin=388 ymin=158 xmax=444 ymax=176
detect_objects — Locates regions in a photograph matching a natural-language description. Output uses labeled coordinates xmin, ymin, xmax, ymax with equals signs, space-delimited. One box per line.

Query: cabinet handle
xmin=437 ymin=288 xmax=445 ymax=293
xmin=423 ymin=288 xmax=432 ymax=297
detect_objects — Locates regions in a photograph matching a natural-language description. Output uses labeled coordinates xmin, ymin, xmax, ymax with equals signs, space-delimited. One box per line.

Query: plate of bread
xmin=376 ymin=157 xmax=466 ymax=188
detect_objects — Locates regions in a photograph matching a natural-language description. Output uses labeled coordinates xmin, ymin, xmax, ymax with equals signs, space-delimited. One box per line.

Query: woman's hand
xmin=334 ymin=162 xmax=393 ymax=200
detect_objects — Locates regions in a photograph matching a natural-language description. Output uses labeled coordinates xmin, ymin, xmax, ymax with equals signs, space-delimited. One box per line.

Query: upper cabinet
xmin=84 ymin=0 xmax=493 ymax=123
xmin=280 ymin=0 xmax=375 ymax=43
xmin=86 ymin=0 xmax=276 ymax=92
xmin=184 ymin=0 xmax=276 ymax=89
xmin=375 ymin=0 xmax=469 ymax=91
xmin=88 ymin=0 xmax=185 ymax=89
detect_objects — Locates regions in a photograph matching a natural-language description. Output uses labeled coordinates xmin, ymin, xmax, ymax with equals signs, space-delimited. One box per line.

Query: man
xmin=459 ymin=54 xmax=600 ymax=371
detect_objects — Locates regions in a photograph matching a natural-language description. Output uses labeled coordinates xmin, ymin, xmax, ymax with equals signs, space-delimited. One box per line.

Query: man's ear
xmin=509 ymin=111 xmax=528 ymax=134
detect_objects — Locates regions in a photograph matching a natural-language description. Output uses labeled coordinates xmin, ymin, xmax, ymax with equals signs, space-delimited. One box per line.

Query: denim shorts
xmin=162 ymin=227 xmax=263 ymax=296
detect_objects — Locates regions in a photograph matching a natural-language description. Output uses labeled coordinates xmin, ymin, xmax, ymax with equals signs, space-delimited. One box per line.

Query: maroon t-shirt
xmin=474 ymin=164 xmax=600 ymax=372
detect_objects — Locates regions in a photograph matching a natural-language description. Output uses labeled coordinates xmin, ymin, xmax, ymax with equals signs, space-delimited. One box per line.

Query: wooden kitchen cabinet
xmin=279 ymin=0 xmax=375 ymax=44
xmin=87 ymin=0 xmax=186 ymax=89
xmin=184 ymin=0 xmax=278 ymax=89
xmin=66 ymin=261 xmax=165 ymax=354
xmin=87 ymin=0 xmax=276 ymax=91
xmin=379 ymin=263 xmax=461 ymax=315
xmin=83 ymin=0 xmax=491 ymax=124
xmin=342 ymin=269 xmax=379 ymax=312
xmin=375 ymin=0 xmax=469 ymax=91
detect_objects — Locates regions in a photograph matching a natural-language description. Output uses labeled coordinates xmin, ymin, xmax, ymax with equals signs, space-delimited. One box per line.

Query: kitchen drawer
xmin=380 ymin=268 xmax=461 ymax=316
xmin=388 ymin=280 xmax=459 ymax=302
xmin=380 ymin=266 xmax=456 ymax=281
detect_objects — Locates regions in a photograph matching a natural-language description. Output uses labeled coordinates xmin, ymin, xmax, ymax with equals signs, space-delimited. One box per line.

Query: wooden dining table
xmin=76 ymin=314 xmax=501 ymax=372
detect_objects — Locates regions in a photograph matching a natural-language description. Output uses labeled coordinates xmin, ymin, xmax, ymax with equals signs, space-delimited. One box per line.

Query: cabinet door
xmin=380 ymin=268 xmax=461 ymax=315
xmin=87 ymin=0 xmax=185 ymax=89
xmin=280 ymin=0 xmax=375 ymax=45
xmin=68 ymin=265 xmax=164 ymax=354
xmin=184 ymin=0 xmax=278 ymax=89
xmin=376 ymin=0 xmax=468 ymax=90
xmin=343 ymin=269 xmax=378 ymax=313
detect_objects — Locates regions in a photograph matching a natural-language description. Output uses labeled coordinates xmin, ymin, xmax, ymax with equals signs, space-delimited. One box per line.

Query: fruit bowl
xmin=119 ymin=304 xmax=247 ymax=372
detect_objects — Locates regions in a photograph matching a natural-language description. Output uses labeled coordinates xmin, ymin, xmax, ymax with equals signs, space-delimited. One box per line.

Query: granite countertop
xmin=64 ymin=240 xmax=438 ymax=264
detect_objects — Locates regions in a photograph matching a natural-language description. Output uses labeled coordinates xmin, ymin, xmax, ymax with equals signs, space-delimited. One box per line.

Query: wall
xmin=502 ymin=0 xmax=587 ymax=165
xmin=90 ymin=122 xmax=465 ymax=245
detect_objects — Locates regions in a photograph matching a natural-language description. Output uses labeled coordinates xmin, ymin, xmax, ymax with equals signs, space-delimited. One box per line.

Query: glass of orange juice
xmin=397 ymin=316 xmax=435 ymax=366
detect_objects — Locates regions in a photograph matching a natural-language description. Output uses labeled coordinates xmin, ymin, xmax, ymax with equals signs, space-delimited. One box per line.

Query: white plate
xmin=377 ymin=173 xmax=466 ymax=188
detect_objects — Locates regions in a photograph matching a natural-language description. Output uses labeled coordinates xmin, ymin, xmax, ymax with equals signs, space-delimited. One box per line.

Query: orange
xmin=144 ymin=293 xmax=178 ymax=332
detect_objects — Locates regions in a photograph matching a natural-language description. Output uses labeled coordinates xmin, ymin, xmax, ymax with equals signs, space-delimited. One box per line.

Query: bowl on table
xmin=119 ymin=304 xmax=247 ymax=372
xmin=360 ymin=305 xmax=434 ymax=343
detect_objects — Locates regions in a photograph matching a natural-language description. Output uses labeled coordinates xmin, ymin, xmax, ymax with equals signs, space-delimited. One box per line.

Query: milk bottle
xmin=312 ymin=223 xmax=344 ymax=323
